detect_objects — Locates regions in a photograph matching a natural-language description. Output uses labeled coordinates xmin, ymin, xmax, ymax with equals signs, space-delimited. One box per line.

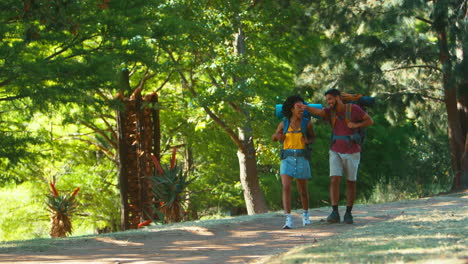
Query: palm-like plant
xmin=46 ymin=182 xmax=80 ymax=238
xmin=150 ymin=148 xmax=195 ymax=223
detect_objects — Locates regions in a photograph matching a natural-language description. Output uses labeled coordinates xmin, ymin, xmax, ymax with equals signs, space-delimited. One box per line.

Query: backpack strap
xmin=330 ymin=108 xmax=336 ymax=127
xmin=331 ymin=104 xmax=357 ymax=146
xmin=282 ymin=118 xmax=309 ymax=137
xmin=344 ymin=103 xmax=352 ymax=124
xmin=301 ymin=116 xmax=310 ymax=140
xmin=280 ymin=117 xmax=311 ymax=159
xmin=331 ymin=104 xmax=352 ymax=128
xmin=282 ymin=118 xmax=289 ymax=135
xmin=281 ymin=118 xmax=290 ymax=144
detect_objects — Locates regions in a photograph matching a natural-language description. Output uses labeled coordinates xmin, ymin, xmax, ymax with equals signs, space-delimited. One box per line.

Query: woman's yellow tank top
xmin=283 ymin=126 xmax=305 ymax=150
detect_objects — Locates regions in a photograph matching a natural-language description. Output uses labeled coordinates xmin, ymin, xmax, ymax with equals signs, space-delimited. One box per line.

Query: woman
xmin=272 ymin=95 xmax=315 ymax=229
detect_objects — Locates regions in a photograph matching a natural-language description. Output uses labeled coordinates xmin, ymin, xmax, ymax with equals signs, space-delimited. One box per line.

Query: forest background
xmin=0 ymin=0 xmax=466 ymax=241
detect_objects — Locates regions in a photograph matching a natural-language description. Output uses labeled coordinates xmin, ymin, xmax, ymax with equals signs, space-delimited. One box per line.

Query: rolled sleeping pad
xmin=345 ymin=96 xmax=376 ymax=108
xmin=275 ymin=103 xmax=323 ymax=119
xmin=358 ymin=96 xmax=375 ymax=107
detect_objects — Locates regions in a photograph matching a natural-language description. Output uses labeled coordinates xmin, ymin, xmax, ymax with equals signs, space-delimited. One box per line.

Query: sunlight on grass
xmin=0 ymin=183 xmax=49 ymax=241
xmin=262 ymin=193 xmax=467 ymax=264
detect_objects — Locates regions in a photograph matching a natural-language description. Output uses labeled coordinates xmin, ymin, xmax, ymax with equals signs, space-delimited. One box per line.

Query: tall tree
xmin=0 ymin=0 xmax=172 ymax=229
xmin=232 ymin=18 xmax=268 ymax=214
xmin=154 ymin=0 xmax=318 ymax=214
xmin=296 ymin=0 xmax=466 ymax=190
xmin=430 ymin=0 xmax=468 ymax=189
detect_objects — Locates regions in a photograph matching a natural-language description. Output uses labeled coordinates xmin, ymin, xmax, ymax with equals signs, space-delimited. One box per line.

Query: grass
xmin=259 ymin=192 xmax=468 ymax=264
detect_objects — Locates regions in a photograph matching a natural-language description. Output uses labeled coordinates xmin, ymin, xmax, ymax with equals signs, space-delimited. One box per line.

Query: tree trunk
xmin=117 ymin=96 xmax=140 ymax=230
xmin=117 ymin=89 xmax=160 ymax=230
xmin=444 ymin=86 xmax=465 ymax=190
xmin=117 ymin=70 xmax=133 ymax=230
xmin=456 ymin=84 xmax=468 ymax=189
xmin=117 ymin=101 xmax=130 ymax=230
xmin=152 ymin=93 xmax=161 ymax=160
xmin=232 ymin=18 xmax=268 ymax=214
xmin=434 ymin=0 xmax=468 ymax=190
xmin=136 ymin=92 xmax=155 ymax=221
xmin=237 ymin=125 xmax=268 ymax=214
xmin=456 ymin=3 xmax=468 ymax=188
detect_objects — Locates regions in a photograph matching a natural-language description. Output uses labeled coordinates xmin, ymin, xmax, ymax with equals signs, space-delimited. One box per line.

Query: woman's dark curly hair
xmin=282 ymin=95 xmax=304 ymax=119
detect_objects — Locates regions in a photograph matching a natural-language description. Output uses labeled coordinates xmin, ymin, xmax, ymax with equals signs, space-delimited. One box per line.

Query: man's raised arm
xmin=298 ymin=103 xmax=326 ymax=118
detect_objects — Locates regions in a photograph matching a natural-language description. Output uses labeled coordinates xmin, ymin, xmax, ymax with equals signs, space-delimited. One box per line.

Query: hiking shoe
xmin=326 ymin=211 xmax=340 ymax=223
xmin=302 ymin=211 xmax=311 ymax=226
xmin=283 ymin=214 xmax=293 ymax=229
xmin=344 ymin=212 xmax=354 ymax=224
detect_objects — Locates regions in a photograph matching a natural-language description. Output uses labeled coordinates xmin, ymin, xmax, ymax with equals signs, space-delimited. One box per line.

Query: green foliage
xmin=46 ymin=192 xmax=79 ymax=216
xmin=0 ymin=108 xmax=120 ymax=240
xmin=152 ymin=164 xmax=195 ymax=211
xmin=0 ymin=100 xmax=47 ymax=184
xmin=184 ymin=125 xmax=246 ymax=216
xmin=0 ymin=182 xmax=49 ymax=241
xmin=0 ymin=0 xmax=460 ymax=241
xmin=358 ymin=109 xmax=451 ymax=201
xmin=58 ymin=160 xmax=120 ymax=233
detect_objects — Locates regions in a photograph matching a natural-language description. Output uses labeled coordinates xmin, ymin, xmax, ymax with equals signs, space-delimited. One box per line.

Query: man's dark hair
xmin=282 ymin=95 xmax=304 ymax=119
xmin=324 ymin=88 xmax=341 ymax=97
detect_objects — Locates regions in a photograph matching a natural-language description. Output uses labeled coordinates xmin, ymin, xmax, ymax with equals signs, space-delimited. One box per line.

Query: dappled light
xmin=93 ymin=237 xmax=144 ymax=247
xmin=262 ymin=192 xmax=467 ymax=264
xmin=178 ymin=226 xmax=215 ymax=236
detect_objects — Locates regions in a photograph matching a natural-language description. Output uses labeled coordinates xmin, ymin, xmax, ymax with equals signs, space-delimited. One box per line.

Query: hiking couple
xmin=272 ymin=89 xmax=374 ymax=229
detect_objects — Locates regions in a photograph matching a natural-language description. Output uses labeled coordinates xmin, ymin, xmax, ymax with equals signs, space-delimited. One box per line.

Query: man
xmin=299 ymin=89 xmax=373 ymax=224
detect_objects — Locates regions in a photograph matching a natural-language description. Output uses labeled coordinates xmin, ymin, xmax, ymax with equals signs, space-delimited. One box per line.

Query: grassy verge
xmin=260 ymin=192 xmax=467 ymax=264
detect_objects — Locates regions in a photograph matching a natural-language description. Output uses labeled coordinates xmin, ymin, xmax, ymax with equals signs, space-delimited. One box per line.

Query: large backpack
xmin=281 ymin=117 xmax=312 ymax=160
xmin=340 ymin=92 xmax=375 ymax=108
xmin=330 ymin=103 xmax=366 ymax=146
xmin=330 ymin=92 xmax=375 ymax=146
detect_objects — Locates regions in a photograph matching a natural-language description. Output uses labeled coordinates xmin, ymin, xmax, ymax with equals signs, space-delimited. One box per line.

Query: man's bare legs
xmin=328 ymin=176 xmax=356 ymax=223
xmin=330 ymin=176 xmax=341 ymax=205
xmin=346 ymin=180 xmax=356 ymax=207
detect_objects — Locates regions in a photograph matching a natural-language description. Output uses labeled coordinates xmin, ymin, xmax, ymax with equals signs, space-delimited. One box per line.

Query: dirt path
xmin=1 ymin=191 xmax=466 ymax=264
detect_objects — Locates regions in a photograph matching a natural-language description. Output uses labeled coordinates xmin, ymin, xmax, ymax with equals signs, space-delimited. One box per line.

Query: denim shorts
xmin=280 ymin=156 xmax=311 ymax=179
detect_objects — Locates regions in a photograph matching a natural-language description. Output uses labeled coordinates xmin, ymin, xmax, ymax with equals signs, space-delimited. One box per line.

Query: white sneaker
xmin=302 ymin=211 xmax=311 ymax=226
xmin=283 ymin=214 xmax=293 ymax=229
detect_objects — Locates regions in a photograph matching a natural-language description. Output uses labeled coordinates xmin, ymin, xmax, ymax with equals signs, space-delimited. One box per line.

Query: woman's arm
xmin=272 ymin=121 xmax=285 ymax=142
xmin=304 ymin=122 xmax=315 ymax=144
